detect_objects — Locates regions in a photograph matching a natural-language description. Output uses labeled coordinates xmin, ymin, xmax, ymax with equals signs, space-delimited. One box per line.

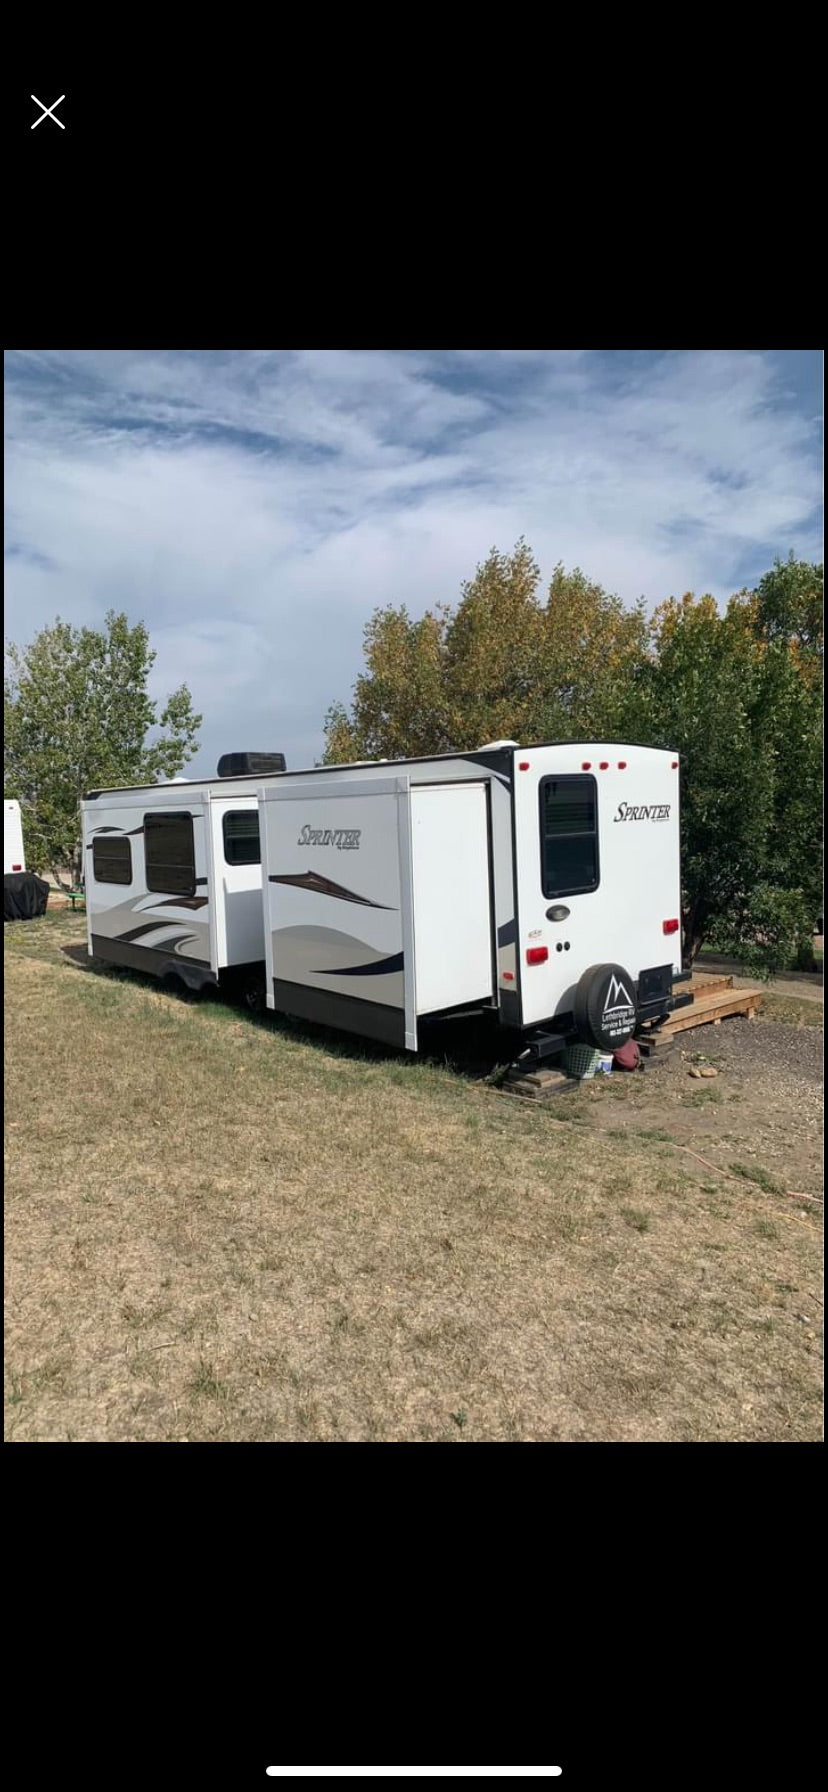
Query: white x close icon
xmin=31 ymin=94 xmax=66 ymax=130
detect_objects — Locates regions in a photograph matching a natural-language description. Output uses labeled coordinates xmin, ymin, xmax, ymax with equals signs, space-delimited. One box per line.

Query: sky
xmin=4 ymin=349 xmax=823 ymax=777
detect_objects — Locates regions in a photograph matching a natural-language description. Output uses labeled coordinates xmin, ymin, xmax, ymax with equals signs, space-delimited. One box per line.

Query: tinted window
xmin=223 ymin=809 xmax=260 ymax=866
xmin=92 ymin=835 xmax=132 ymax=885
xmin=540 ymin=775 xmax=599 ymax=896
xmin=144 ymin=811 xmax=196 ymax=896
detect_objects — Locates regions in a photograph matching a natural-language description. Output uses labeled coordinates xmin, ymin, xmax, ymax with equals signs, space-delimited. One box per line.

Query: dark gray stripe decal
xmin=497 ymin=919 xmax=517 ymax=947
xmin=269 ymin=870 xmax=394 ymax=909
xmin=315 ymin=951 xmax=404 ymax=978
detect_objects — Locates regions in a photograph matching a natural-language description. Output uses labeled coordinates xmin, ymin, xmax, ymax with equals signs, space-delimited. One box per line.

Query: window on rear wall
xmin=92 ymin=835 xmax=132 ymax=885
xmin=539 ymin=775 xmax=599 ymax=897
xmin=222 ymin=809 xmax=261 ymax=866
xmin=144 ymin=811 xmax=196 ymax=896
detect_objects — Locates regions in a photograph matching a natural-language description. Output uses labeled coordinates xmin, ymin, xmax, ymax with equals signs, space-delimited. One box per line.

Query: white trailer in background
xmin=4 ymin=800 xmax=26 ymax=874
xmin=259 ymin=741 xmax=684 ymax=1055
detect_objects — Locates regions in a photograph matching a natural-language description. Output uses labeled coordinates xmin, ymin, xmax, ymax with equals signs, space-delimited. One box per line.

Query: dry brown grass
xmin=4 ymin=912 xmax=823 ymax=1442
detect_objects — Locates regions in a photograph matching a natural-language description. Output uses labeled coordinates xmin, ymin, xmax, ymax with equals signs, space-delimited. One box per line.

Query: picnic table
xmin=66 ymin=887 xmax=86 ymax=912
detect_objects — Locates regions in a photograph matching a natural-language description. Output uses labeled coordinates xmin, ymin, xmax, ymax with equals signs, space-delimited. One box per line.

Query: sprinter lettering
xmin=297 ymin=825 xmax=361 ymax=850
xmin=613 ymin=802 xmax=671 ymax=823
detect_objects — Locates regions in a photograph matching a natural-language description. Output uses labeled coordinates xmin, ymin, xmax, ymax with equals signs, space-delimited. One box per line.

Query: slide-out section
xmin=260 ymin=776 xmax=495 ymax=1049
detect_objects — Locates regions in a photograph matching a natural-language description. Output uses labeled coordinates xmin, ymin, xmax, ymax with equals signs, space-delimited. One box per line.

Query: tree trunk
xmin=682 ymin=897 xmax=709 ymax=966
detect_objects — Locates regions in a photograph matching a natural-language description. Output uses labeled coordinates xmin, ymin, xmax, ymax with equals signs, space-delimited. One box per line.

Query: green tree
xmin=635 ymin=559 xmax=823 ymax=971
xmin=323 ymin=541 xmax=649 ymax=761
xmin=323 ymin=542 xmax=822 ymax=975
xmin=4 ymin=611 xmax=202 ymax=885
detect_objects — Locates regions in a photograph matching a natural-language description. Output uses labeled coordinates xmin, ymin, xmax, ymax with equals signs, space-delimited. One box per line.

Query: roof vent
xmin=217 ymin=752 xmax=287 ymax=778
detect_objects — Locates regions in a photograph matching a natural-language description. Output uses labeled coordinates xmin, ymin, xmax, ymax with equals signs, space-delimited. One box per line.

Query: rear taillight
xmin=526 ymin=946 xmax=549 ymax=965
xmin=663 ymin=918 xmax=680 ymax=935
xmin=12 ymin=863 xmax=22 ymax=871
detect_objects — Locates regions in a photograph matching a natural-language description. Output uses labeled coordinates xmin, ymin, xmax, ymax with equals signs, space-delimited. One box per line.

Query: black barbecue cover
xmin=4 ymin=873 xmax=50 ymax=921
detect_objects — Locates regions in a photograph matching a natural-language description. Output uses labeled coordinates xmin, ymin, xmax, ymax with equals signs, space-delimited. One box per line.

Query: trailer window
xmin=92 ymin=835 xmax=132 ymax=885
xmin=223 ymin=810 xmax=261 ymax=866
xmin=540 ymin=775 xmax=599 ymax=897
xmin=144 ymin=811 xmax=196 ymax=896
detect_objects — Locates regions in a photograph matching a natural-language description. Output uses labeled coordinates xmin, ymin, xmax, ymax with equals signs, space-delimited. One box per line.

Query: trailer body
xmin=83 ymin=741 xmax=682 ymax=1052
xmin=4 ymin=800 xmax=26 ymax=875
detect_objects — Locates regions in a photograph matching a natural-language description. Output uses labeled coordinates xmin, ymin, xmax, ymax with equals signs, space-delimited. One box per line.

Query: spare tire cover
xmin=574 ymin=962 xmax=637 ymax=1051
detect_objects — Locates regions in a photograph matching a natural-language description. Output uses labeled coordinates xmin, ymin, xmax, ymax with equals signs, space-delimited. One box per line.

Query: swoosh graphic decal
xmin=314 ymin=951 xmax=404 ymax=978
xmin=146 ymin=896 xmax=209 ymax=911
xmin=115 ymin=921 xmax=196 ymax=945
xmin=497 ymin=919 xmax=517 ymax=947
xmin=269 ymin=870 xmax=394 ymax=909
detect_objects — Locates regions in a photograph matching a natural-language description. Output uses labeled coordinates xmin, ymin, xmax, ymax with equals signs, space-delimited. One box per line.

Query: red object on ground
xmin=613 ymin=1039 xmax=641 ymax=1071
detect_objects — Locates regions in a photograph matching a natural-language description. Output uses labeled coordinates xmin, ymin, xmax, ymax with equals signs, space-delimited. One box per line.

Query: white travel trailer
xmin=81 ymin=754 xmax=285 ymax=1005
xmin=4 ymin=799 xmax=26 ymax=874
xmin=82 ymin=742 xmax=685 ymax=1058
xmin=258 ymin=741 xmax=684 ymax=1055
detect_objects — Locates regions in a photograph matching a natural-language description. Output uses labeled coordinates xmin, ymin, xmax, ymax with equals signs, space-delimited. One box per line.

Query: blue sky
xmin=4 ymin=349 xmax=823 ymax=777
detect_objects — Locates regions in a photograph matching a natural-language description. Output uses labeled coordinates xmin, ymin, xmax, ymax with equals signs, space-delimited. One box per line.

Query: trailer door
xmin=260 ymin=775 xmax=417 ymax=1050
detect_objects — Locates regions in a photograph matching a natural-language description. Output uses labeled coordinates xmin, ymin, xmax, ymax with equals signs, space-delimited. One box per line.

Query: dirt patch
xmin=576 ymin=1015 xmax=823 ymax=1202
xmin=4 ymin=913 xmax=823 ymax=1442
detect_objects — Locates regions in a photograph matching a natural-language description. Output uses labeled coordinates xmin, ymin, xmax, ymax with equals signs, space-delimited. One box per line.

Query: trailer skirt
xmin=90 ymin=933 xmax=218 ymax=989
xmin=272 ymin=977 xmax=407 ymax=1049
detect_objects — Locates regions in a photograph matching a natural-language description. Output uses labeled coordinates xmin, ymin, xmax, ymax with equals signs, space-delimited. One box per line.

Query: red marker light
xmin=671 ymin=760 xmax=679 ymax=769
xmin=581 ymin=761 xmax=592 ymax=770
xmin=617 ymin=761 xmax=626 ymax=769
xmin=12 ymin=863 xmax=22 ymax=870
xmin=502 ymin=971 xmax=515 ymax=982
xmin=526 ymin=946 xmax=549 ymax=965
xmin=663 ymin=919 xmax=680 ymax=935
xmin=518 ymin=761 xmax=530 ymax=771
xmin=599 ymin=761 xmax=609 ymax=770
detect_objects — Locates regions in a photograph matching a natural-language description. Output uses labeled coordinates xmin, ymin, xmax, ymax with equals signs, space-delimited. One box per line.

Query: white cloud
xmin=4 ymin=349 xmax=822 ymax=776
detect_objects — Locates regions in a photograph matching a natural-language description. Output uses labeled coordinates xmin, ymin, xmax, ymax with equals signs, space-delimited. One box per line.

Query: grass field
xmin=4 ymin=911 xmax=823 ymax=1442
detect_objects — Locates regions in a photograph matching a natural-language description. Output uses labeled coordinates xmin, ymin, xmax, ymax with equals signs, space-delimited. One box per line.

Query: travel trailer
xmin=83 ymin=742 xmax=684 ymax=1056
xmin=4 ymin=800 xmax=26 ymax=875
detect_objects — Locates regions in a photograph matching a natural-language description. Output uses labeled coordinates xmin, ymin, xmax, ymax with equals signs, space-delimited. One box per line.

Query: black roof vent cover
xmin=217 ymin=752 xmax=287 ymax=778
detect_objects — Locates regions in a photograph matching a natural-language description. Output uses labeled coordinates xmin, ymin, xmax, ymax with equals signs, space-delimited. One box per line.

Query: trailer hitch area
xmin=516 ymin=1029 xmax=570 ymax=1065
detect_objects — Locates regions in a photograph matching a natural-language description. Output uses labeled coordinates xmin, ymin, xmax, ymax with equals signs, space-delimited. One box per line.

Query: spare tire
xmin=574 ymin=962 xmax=638 ymax=1051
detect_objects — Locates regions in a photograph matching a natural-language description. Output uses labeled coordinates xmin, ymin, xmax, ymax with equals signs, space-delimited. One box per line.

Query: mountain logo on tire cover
xmin=603 ymin=974 xmax=634 ymax=1018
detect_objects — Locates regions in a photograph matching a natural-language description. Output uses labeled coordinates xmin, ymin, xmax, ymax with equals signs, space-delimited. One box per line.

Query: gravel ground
xmin=713 ymin=1017 xmax=823 ymax=1087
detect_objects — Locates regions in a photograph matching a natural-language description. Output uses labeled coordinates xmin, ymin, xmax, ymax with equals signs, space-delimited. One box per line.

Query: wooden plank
xmin=661 ymin=989 xmax=763 ymax=1036
xmin=684 ymin=984 xmax=763 ymax=1013
xmin=688 ymin=973 xmax=734 ymax=998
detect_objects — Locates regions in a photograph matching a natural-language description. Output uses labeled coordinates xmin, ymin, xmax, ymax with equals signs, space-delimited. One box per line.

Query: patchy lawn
xmin=4 ymin=912 xmax=823 ymax=1442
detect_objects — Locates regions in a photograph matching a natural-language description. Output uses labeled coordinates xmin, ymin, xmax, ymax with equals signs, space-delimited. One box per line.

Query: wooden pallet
xmin=658 ymin=980 xmax=764 ymax=1037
